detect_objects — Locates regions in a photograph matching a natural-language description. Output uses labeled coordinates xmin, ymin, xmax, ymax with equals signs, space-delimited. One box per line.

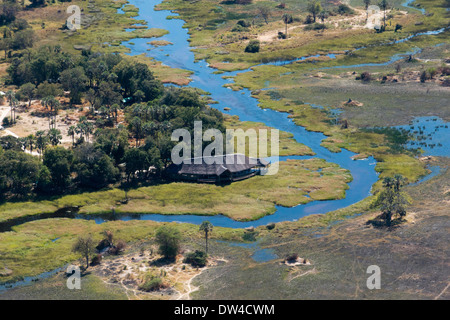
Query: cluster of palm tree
xmin=97 ymin=103 xmax=120 ymax=123
xmin=5 ymin=90 xmax=19 ymax=125
xmin=68 ymin=116 xmax=94 ymax=146
xmin=41 ymin=96 xmax=60 ymax=129
xmin=19 ymin=128 xmax=62 ymax=157
xmin=128 ymin=104 xmax=173 ymax=147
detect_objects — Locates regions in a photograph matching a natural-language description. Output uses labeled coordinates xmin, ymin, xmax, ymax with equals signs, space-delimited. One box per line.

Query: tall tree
xmin=155 ymin=226 xmax=181 ymax=260
xmin=43 ymin=146 xmax=73 ymax=190
xmin=282 ymin=13 xmax=293 ymax=37
xmin=18 ymin=82 xmax=35 ymax=108
xmin=364 ymin=0 xmax=371 ymax=19
xmin=379 ymin=0 xmax=388 ymax=28
xmin=307 ymin=1 xmax=322 ymax=22
xmin=374 ymin=174 xmax=410 ymax=226
xmin=257 ymin=6 xmax=271 ymax=24
xmin=47 ymin=128 xmax=62 ymax=146
xmin=72 ymin=235 xmax=95 ymax=269
xmin=60 ymin=67 xmax=87 ymax=105
xmin=199 ymin=221 xmax=213 ymax=254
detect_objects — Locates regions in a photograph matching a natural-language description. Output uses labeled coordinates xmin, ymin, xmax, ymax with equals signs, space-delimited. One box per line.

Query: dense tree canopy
xmin=1 ymin=48 xmax=226 ymax=199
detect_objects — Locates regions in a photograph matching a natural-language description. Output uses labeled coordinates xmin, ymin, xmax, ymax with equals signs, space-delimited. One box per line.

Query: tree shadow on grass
xmin=366 ymin=216 xmax=407 ymax=230
xmin=150 ymin=257 xmax=176 ymax=267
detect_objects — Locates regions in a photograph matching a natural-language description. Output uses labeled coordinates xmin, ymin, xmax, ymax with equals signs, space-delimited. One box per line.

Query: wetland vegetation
xmin=0 ymin=0 xmax=448 ymax=300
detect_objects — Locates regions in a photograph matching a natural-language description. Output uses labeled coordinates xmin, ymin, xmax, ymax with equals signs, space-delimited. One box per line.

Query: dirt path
xmin=176 ymin=272 xmax=200 ymax=300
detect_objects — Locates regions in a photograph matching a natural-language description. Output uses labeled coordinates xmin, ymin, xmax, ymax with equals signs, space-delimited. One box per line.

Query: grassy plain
xmin=0 ymin=218 xmax=244 ymax=284
xmin=190 ymin=157 xmax=450 ymax=300
xmin=0 ymin=159 xmax=352 ymax=223
xmin=2 ymin=157 xmax=447 ymax=299
xmin=157 ymin=0 xmax=449 ymax=70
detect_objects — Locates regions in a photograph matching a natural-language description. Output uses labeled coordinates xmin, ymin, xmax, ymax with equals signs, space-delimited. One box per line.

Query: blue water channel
xmin=84 ymin=0 xmax=381 ymax=228
xmin=82 ymin=0 xmax=448 ymax=229
xmin=1 ymin=0 xmax=447 ymax=292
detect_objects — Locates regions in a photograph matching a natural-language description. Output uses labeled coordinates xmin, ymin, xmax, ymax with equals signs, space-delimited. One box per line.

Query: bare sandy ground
xmin=0 ymin=101 xmax=82 ymax=148
xmin=91 ymin=249 xmax=227 ymax=300
xmin=257 ymin=8 xmax=397 ymax=43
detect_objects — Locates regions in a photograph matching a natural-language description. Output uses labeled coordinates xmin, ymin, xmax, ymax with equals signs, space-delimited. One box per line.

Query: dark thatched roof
xmin=168 ymin=154 xmax=269 ymax=176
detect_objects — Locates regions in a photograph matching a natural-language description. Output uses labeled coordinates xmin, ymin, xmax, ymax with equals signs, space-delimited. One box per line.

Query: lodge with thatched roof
xmin=167 ymin=154 xmax=269 ymax=183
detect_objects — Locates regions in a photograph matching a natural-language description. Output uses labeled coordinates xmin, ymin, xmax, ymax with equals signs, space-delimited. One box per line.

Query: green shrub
xmin=183 ymin=250 xmax=207 ymax=267
xmin=277 ymin=32 xmax=286 ymax=39
xmin=245 ymin=40 xmax=260 ymax=53
xmin=237 ymin=20 xmax=251 ymax=28
xmin=304 ymin=23 xmax=327 ymax=31
xmin=242 ymin=231 xmax=258 ymax=241
xmin=232 ymin=24 xmax=248 ymax=32
xmin=360 ymin=71 xmax=371 ymax=82
xmin=336 ymin=4 xmax=354 ymax=15
xmin=155 ymin=226 xmax=181 ymax=259
xmin=139 ymin=275 xmax=164 ymax=292
xmin=91 ymin=254 xmax=102 ymax=266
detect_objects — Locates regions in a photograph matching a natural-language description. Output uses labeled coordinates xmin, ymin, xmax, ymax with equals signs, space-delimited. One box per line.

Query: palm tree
xmin=6 ymin=91 xmax=16 ymax=125
xmin=364 ymin=0 xmax=371 ymax=20
xmin=111 ymin=103 xmax=119 ymax=123
xmin=68 ymin=125 xmax=76 ymax=146
xmin=379 ymin=0 xmax=388 ymax=28
xmin=307 ymin=0 xmax=322 ymax=23
xmin=84 ymin=121 xmax=94 ymax=142
xmin=10 ymin=98 xmax=18 ymax=125
xmin=131 ymin=116 xmax=143 ymax=147
xmin=35 ymin=130 xmax=49 ymax=158
xmin=25 ymin=134 xmax=35 ymax=153
xmin=44 ymin=97 xmax=60 ymax=129
xmin=199 ymin=221 xmax=213 ymax=254
xmin=47 ymin=128 xmax=62 ymax=146
xmin=282 ymin=13 xmax=293 ymax=38
xmin=318 ymin=10 xmax=328 ymax=23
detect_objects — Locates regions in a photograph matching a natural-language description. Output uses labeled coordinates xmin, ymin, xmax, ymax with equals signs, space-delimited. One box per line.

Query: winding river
xmin=4 ymin=0 xmax=449 ymax=231
xmin=1 ymin=0 xmax=448 ymax=292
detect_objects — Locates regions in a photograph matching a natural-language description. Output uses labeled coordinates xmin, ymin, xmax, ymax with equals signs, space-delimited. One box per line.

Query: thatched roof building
xmin=167 ymin=154 xmax=269 ymax=183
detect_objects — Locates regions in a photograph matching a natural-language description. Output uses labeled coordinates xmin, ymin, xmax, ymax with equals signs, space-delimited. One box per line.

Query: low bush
xmin=360 ymin=71 xmax=372 ymax=82
xmin=108 ymin=239 xmax=126 ymax=255
xmin=277 ymin=32 xmax=286 ymax=39
xmin=232 ymin=24 xmax=249 ymax=32
xmin=242 ymin=230 xmax=258 ymax=241
xmin=183 ymin=250 xmax=207 ymax=267
xmin=91 ymin=254 xmax=102 ymax=266
xmin=245 ymin=40 xmax=260 ymax=53
xmin=335 ymin=4 xmax=354 ymax=15
xmin=236 ymin=20 xmax=251 ymax=28
xmin=304 ymin=23 xmax=327 ymax=31
xmin=139 ymin=275 xmax=165 ymax=292
xmin=285 ymin=253 xmax=298 ymax=263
